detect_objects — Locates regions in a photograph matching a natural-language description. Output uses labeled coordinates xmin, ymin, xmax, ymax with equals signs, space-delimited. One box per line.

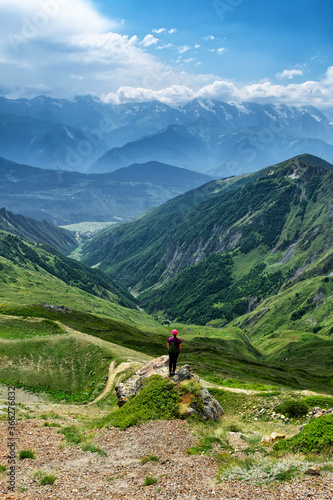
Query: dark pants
xmin=169 ymin=352 xmax=179 ymax=374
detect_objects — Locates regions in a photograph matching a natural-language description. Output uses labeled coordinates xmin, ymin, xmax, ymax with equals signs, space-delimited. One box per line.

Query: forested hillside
xmin=81 ymin=155 xmax=333 ymax=327
xmin=0 ymin=207 xmax=77 ymax=254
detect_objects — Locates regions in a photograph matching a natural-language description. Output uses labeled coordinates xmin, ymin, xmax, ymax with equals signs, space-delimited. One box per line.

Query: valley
xmin=0 ymin=99 xmax=332 ymax=498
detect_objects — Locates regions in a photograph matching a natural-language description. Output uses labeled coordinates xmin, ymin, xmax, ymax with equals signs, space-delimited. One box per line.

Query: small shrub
xmin=186 ymin=437 xmax=224 ymax=456
xmin=141 ymin=455 xmax=160 ymax=464
xmin=58 ymin=425 xmax=84 ymax=445
xmin=274 ymin=399 xmax=308 ymax=418
xmin=274 ymin=414 xmax=333 ymax=454
xmin=304 ymin=396 xmax=333 ymax=409
xmin=179 ymin=379 xmax=201 ymax=397
xmin=0 ymin=465 xmax=7 ymax=473
xmin=220 ymin=457 xmax=307 ymax=484
xmin=19 ymin=449 xmax=35 ymax=460
xmin=143 ymin=476 xmax=158 ymax=486
xmin=275 ymin=466 xmax=299 ymax=481
xmin=39 ymin=475 xmax=57 ymax=485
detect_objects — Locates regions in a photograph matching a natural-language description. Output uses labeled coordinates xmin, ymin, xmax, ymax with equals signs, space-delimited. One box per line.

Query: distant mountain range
xmin=0 ymin=95 xmax=332 ymax=176
xmin=0 ymin=157 xmax=211 ymax=224
xmin=81 ymin=154 xmax=333 ymax=328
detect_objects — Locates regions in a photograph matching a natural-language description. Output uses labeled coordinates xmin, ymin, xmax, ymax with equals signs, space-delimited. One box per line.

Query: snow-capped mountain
xmin=0 ymin=95 xmax=332 ymax=176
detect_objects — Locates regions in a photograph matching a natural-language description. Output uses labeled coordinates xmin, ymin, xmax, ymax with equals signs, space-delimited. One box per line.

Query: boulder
xmin=115 ymin=356 xmax=224 ymax=421
xmin=200 ymin=388 xmax=224 ymax=421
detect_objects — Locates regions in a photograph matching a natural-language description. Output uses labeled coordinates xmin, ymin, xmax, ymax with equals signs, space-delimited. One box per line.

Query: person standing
xmin=167 ymin=329 xmax=182 ymax=377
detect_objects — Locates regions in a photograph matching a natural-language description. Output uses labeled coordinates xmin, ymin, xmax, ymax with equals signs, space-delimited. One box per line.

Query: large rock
xmin=115 ymin=356 xmax=224 ymax=422
xmin=200 ymin=388 xmax=224 ymax=421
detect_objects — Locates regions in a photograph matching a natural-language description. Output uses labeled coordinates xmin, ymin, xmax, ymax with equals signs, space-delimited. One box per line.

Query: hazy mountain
xmin=81 ymin=154 xmax=333 ymax=326
xmin=93 ymin=123 xmax=333 ymax=176
xmin=0 ymin=157 xmax=212 ymax=224
xmin=0 ymin=95 xmax=332 ymax=175
xmin=0 ymin=207 xmax=76 ymax=254
xmin=92 ymin=125 xmax=212 ymax=173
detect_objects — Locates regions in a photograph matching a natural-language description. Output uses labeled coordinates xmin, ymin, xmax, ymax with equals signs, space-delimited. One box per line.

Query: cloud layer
xmin=0 ymin=0 xmax=331 ymax=108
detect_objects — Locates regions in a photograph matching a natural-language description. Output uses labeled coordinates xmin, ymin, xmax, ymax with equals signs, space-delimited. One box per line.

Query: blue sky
xmin=0 ymin=0 xmax=332 ymax=107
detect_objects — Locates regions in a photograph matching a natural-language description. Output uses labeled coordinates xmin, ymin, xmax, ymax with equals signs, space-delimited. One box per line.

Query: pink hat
xmin=172 ymin=330 xmax=178 ymax=335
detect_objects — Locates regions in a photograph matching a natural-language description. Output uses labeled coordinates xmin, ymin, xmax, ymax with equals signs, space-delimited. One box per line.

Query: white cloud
xmin=156 ymin=43 xmax=173 ymax=50
xmin=103 ymin=84 xmax=196 ymax=106
xmin=178 ymin=45 xmax=190 ymax=53
xmin=153 ymin=28 xmax=166 ymax=34
xmin=0 ymin=1 xmax=331 ymax=109
xmin=203 ymin=35 xmax=215 ymax=40
xmin=195 ymin=44 xmax=201 ymax=49
xmin=276 ymin=68 xmax=304 ymax=80
xmin=141 ymin=34 xmax=159 ymax=47
xmin=168 ymin=28 xmax=176 ymax=34
xmin=217 ymin=47 xmax=226 ymax=55
xmin=102 ymin=67 xmax=333 ymax=108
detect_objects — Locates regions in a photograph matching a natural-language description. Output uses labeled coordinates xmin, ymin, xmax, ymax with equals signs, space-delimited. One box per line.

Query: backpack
xmin=169 ymin=337 xmax=179 ymax=353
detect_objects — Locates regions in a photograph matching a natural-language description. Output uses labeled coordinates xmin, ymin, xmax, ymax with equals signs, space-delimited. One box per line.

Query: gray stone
xmin=200 ymin=388 xmax=224 ymax=421
xmin=172 ymin=364 xmax=200 ymax=384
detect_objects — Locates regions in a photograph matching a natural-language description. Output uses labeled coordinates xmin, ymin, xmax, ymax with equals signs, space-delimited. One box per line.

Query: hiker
xmin=167 ymin=329 xmax=182 ymax=377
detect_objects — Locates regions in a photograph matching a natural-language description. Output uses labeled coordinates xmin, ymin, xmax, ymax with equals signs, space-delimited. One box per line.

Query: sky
xmin=0 ymin=0 xmax=332 ymax=108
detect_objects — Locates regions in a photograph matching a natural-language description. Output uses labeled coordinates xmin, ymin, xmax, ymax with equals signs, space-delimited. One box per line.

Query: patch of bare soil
xmin=1 ymin=412 xmax=333 ymax=500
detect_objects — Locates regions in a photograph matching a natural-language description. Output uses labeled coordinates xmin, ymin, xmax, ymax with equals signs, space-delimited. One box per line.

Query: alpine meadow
xmin=1 ymin=0 xmax=333 ymax=498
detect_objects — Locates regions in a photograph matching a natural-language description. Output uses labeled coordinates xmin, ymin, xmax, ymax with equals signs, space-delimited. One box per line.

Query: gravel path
xmin=1 ymin=417 xmax=333 ymax=499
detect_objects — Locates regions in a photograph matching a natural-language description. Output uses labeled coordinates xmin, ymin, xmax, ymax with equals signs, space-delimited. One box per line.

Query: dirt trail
xmin=89 ymin=360 xmax=139 ymax=405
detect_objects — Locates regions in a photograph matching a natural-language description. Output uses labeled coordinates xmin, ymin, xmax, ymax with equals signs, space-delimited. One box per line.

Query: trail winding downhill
xmin=89 ymin=360 xmax=140 ymax=405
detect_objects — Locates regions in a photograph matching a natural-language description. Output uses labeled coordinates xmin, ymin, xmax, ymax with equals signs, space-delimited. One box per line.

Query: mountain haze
xmin=0 ymin=95 xmax=332 ymax=176
xmin=0 ymin=157 xmax=211 ymax=224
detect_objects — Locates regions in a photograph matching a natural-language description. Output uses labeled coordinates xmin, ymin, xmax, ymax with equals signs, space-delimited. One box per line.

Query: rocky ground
xmin=0 ymin=400 xmax=333 ymax=500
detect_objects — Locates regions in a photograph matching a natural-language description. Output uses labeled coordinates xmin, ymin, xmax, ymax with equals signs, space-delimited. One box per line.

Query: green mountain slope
xmin=3 ymin=303 xmax=333 ymax=398
xmin=0 ymin=207 xmax=77 ymax=254
xmin=0 ymin=231 xmax=137 ymax=311
xmin=81 ymin=155 xmax=332 ymax=325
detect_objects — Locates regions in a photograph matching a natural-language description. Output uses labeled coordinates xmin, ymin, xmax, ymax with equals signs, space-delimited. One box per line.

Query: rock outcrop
xmin=115 ymin=355 xmax=224 ymax=422
xmin=311 ymin=406 xmax=333 ymax=418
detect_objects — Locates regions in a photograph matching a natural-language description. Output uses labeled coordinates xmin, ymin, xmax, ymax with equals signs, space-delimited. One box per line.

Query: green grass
xmin=143 ymin=476 xmax=158 ymax=486
xmin=19 ymin=449 xmax=35 ymax=460
xmin=96 ymin=375 xmax=180 ymax=429
xmin=39 ymin=475 xmax=57 ymax=486
xmin=81 ymin=443 xmax=107 ymax=457
xmin=58 ymin=425 xmax=85 ymax=445
xmin=0 ymin=465 xmax=7 ymax=473
xmin=0 ymin=316 xmax=64 ymax=339
xmin=274 ymin=399 xmax=309 ymax=418
xmin=186 ymin=436 xmax=225 ymax=456
xmin=274 ymin=414 xmax=333 ymax=454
